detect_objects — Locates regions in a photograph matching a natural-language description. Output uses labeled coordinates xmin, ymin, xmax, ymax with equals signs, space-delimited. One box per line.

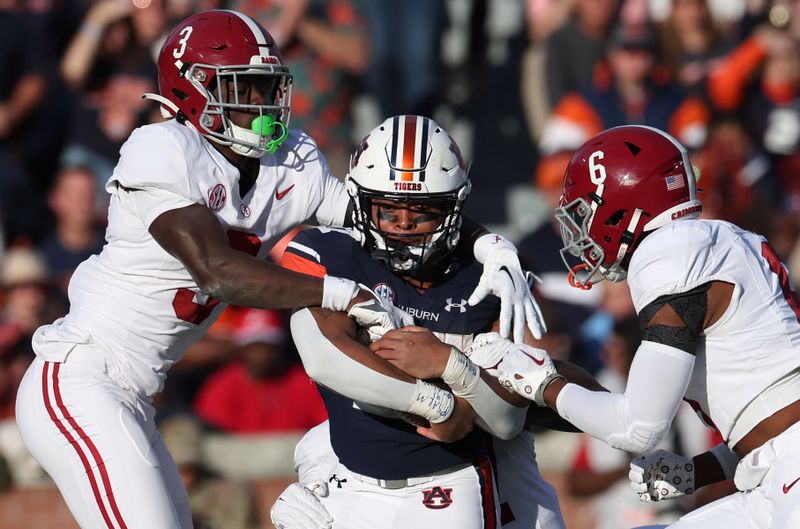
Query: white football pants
xmin=16 ymin=347 xmax=192 ymax=529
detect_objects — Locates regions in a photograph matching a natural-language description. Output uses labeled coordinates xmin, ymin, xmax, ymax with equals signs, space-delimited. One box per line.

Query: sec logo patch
xmin=208 ymin=184 xmax=227 ymax=211
xmin=373 ymin=282 xmax=395 ymax=303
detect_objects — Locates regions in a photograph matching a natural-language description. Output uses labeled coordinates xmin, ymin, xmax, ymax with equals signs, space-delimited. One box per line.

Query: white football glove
xmin=629 ymin=449 xmax=696 ymax=503
xmin=270 ymin=480 xmax=332 ymax=529
xmin=464 ymin=332 xmax=514 ymax=372
xmin=347 ymin=284 xmax=414 ymax=341
xmin=495 ymin=343 xmax=558 ymax=406
xmin=469 ymin=235 xmax=546 ymax=343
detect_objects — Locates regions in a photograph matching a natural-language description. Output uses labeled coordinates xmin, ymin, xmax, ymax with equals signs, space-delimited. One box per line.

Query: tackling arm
xmin=372 ymin=328 xmax=529 ymax=440
xmin=543 ymin=285 xmax=711 ymax=452
xmin=291 ymin=308 xmax=456 ymax=425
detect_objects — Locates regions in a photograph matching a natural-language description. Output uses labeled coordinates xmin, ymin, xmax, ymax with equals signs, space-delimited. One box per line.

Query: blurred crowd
xmin=0 ymin=0 xmax=799 ymax=527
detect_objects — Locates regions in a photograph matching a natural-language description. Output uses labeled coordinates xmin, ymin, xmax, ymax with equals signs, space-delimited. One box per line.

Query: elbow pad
xmin=606 ymin=419 xmax=672 ymax=453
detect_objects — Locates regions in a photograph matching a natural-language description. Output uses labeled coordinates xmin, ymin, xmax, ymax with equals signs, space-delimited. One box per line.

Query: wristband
xmin=407 ymin=380 xmax=454 ymax=424
xmin=473 ymin=233 xmax=517 ymax=264
xmin=709 ymin=443 xmax=740 ymax=480
xmin=441 ymin=347 xmax=480 ymax=393
xmin=534 ymin=372 xmax=566 ymax=407
xmin=321 ymin=275 xmax=359 ymax=311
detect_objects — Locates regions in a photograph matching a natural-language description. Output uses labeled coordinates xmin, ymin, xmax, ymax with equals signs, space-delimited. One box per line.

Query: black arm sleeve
xmin=638 ymin=283 xmax=711 ymax=355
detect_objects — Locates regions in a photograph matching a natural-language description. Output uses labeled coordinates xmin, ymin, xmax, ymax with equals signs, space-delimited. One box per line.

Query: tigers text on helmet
xmin=555 ymin=125 xmax=702 ymax=289
xmin=143 ymin=10 xmax=293 ymax=158
xmin=346 ymin=115 xmax=471 ymax=277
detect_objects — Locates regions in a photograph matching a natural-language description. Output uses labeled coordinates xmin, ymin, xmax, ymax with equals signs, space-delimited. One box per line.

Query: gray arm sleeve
xmin=291 ymin=308 xmax=419 ymax=411
xmin=464 ymin=376 xmax=527 ymax=440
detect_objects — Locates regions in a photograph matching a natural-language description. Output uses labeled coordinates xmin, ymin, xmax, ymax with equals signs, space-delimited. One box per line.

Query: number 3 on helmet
xmin=555 ymin=125 xmax=702 ymax=289
xmin=143 ymin=10 xmax=293 ymax=158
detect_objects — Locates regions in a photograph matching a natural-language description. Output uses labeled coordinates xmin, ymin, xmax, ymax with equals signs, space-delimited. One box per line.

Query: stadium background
xmin=0 ymin=0 xmax=797 ymax=527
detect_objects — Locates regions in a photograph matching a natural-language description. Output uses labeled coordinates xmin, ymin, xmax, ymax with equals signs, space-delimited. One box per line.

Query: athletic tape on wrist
xmin=441 ymin=347 xmax=480 ymax=393
xmin=473 ymin=233 xmax=517 ymax=264
xmin=407 ymin=380 xmax=455 ymax=424
xmin=321 ymin=275 xmax=359 ymax=311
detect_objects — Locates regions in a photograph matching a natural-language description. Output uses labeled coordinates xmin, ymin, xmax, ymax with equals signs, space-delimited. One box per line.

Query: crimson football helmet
xmin=143 ymin=10 xmax=292 ymax=158
xmin=555 ymin=125 xmax=702 ymax=289
xmin=346 ymin=115 xmax=471 ymax=277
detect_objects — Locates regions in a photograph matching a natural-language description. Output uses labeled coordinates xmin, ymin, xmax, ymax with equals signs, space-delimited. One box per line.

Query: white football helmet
xmin=346 ymin=115 xmax=471 ymax=276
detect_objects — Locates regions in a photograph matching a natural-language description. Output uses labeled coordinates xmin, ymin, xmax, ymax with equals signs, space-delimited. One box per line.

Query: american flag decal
xmin=665 ymin=173 xmax=685 ymax=191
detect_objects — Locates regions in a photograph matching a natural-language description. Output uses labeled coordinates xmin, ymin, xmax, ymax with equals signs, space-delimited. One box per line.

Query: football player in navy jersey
xmin=269 ymin=116 xmax=600 ymax=529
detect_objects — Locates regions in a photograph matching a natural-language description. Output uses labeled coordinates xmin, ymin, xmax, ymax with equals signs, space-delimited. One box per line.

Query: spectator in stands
xmin=0 ymin=248 xmax=64 ymax=348
xmin=565 ymin=317 xmax=716 ymax=529
xmin=230 ymin=0 xmax=369 ymax=177
xmin=539 ymin=22 xmax=710 ymax=156
xmin=0 ymin=338 xmax=47 ymax=489
xmin=0 ymin=2 xmax=50 ymax=244
xmin=59 ymin=0 xmax=165 ymax=201
xmin=160 ymin=414 xmax=260 ymax=529
xmin=707 ymin=24 xmax=800 ymax=211
xmin=194 ymin=308 xmax=327 ymax=434
xmin=544 ymin=0 xmax=619 ymax=109
xmin=37 ymin=165 xmax=104 ymax=298
xmin=364 ymin=0 xmax=444 ymax=118
xmin=659 ymin=0 xmax=728 ymax=94
xmin=518 ymin=152 xmax=602 ymax=356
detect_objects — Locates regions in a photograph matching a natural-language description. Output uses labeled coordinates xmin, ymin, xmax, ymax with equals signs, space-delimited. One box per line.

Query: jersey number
xmin=172 ymin=26 xmax=193 ymax=59
xmin=172 ymin=230 xmax=262 ymax=324
xmin=761 ymin=242 xmax=800 ymax=323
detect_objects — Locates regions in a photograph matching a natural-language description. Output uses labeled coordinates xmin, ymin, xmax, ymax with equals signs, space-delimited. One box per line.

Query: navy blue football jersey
xmin=284 ymin=227 xmax=501 ymax=479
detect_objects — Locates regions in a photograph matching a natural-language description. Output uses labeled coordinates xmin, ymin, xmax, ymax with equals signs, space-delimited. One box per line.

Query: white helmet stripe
xmin=225 ymin=10 xmax=270 ymax=58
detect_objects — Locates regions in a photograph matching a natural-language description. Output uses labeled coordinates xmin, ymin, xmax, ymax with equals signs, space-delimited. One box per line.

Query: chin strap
xmin=568 ymin=263 xmax=593 ymax=290
xmin=141 ymin=93 xmax=180 ymax=119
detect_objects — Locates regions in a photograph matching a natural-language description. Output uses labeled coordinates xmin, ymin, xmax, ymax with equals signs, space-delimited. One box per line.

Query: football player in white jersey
xmin=13 ymin=11 xmax=545 ymax=529
xmin=268 ymin=116 xmax=602 ymax=529
xmin=498 ymin=125 xmax=800 ymax=528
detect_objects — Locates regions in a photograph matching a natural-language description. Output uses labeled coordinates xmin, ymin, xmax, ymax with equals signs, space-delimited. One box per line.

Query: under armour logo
xmin=329 ymin=474 xmax=347 ymax=489
xmin=444 ymin=298 xmax=468 ymax=313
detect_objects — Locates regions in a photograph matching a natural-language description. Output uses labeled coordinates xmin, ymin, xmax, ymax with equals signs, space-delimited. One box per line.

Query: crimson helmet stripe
xmin=224 ymin=10 xmax=270 ymax=58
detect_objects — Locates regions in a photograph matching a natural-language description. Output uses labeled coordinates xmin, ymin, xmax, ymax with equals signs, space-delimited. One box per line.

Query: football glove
xmin=469 ymin=235 xmax=546 ymax=343
xmin=347 ymin=284 xmax=414 ymax=341
xmin=270 ymin=480 xmax=332 ymax=529
xmin=495 ymin=343 xmax=559 ymax=406
xmin=629 ymin=449 xmax=695 ymax=502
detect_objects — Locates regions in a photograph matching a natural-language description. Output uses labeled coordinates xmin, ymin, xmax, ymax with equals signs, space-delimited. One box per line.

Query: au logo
xmin=422 ymin=486 xmax=453 ymax=510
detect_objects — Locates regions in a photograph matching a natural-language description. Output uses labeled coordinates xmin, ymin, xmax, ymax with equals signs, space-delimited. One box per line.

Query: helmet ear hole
xmin=605 ymin=209 xmax=626 ymax=226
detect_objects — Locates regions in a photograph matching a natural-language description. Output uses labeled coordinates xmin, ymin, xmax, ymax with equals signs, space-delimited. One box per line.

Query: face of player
xmin=220 ymin=76 xmax=280 ymax=130
xmin=370 ymin=199 xmax=446 ymax=245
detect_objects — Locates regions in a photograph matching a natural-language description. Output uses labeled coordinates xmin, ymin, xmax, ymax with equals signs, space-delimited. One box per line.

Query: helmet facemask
xmin=350 ymin=185 xmax=468 ymax=279
xmin=188 ymin=61 xmax=292 ymax=158
xmin=555 ymin=196 xmax=632 ymax=289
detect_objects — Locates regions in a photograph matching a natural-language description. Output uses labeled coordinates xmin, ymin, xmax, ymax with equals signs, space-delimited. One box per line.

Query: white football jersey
xmin=627 ymin=219 xmax=800 ymax=442
xmin=32 ymin=120 xmax=349 ymax=397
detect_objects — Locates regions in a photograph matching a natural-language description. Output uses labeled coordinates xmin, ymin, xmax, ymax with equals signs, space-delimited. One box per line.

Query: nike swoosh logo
xmin=520 ymin=349 xmax=544 ymax=365
xmin=275 ymin=184 xmax=295 ymax=200
xmin=783 ymin=476 xmax=800 ymax=494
